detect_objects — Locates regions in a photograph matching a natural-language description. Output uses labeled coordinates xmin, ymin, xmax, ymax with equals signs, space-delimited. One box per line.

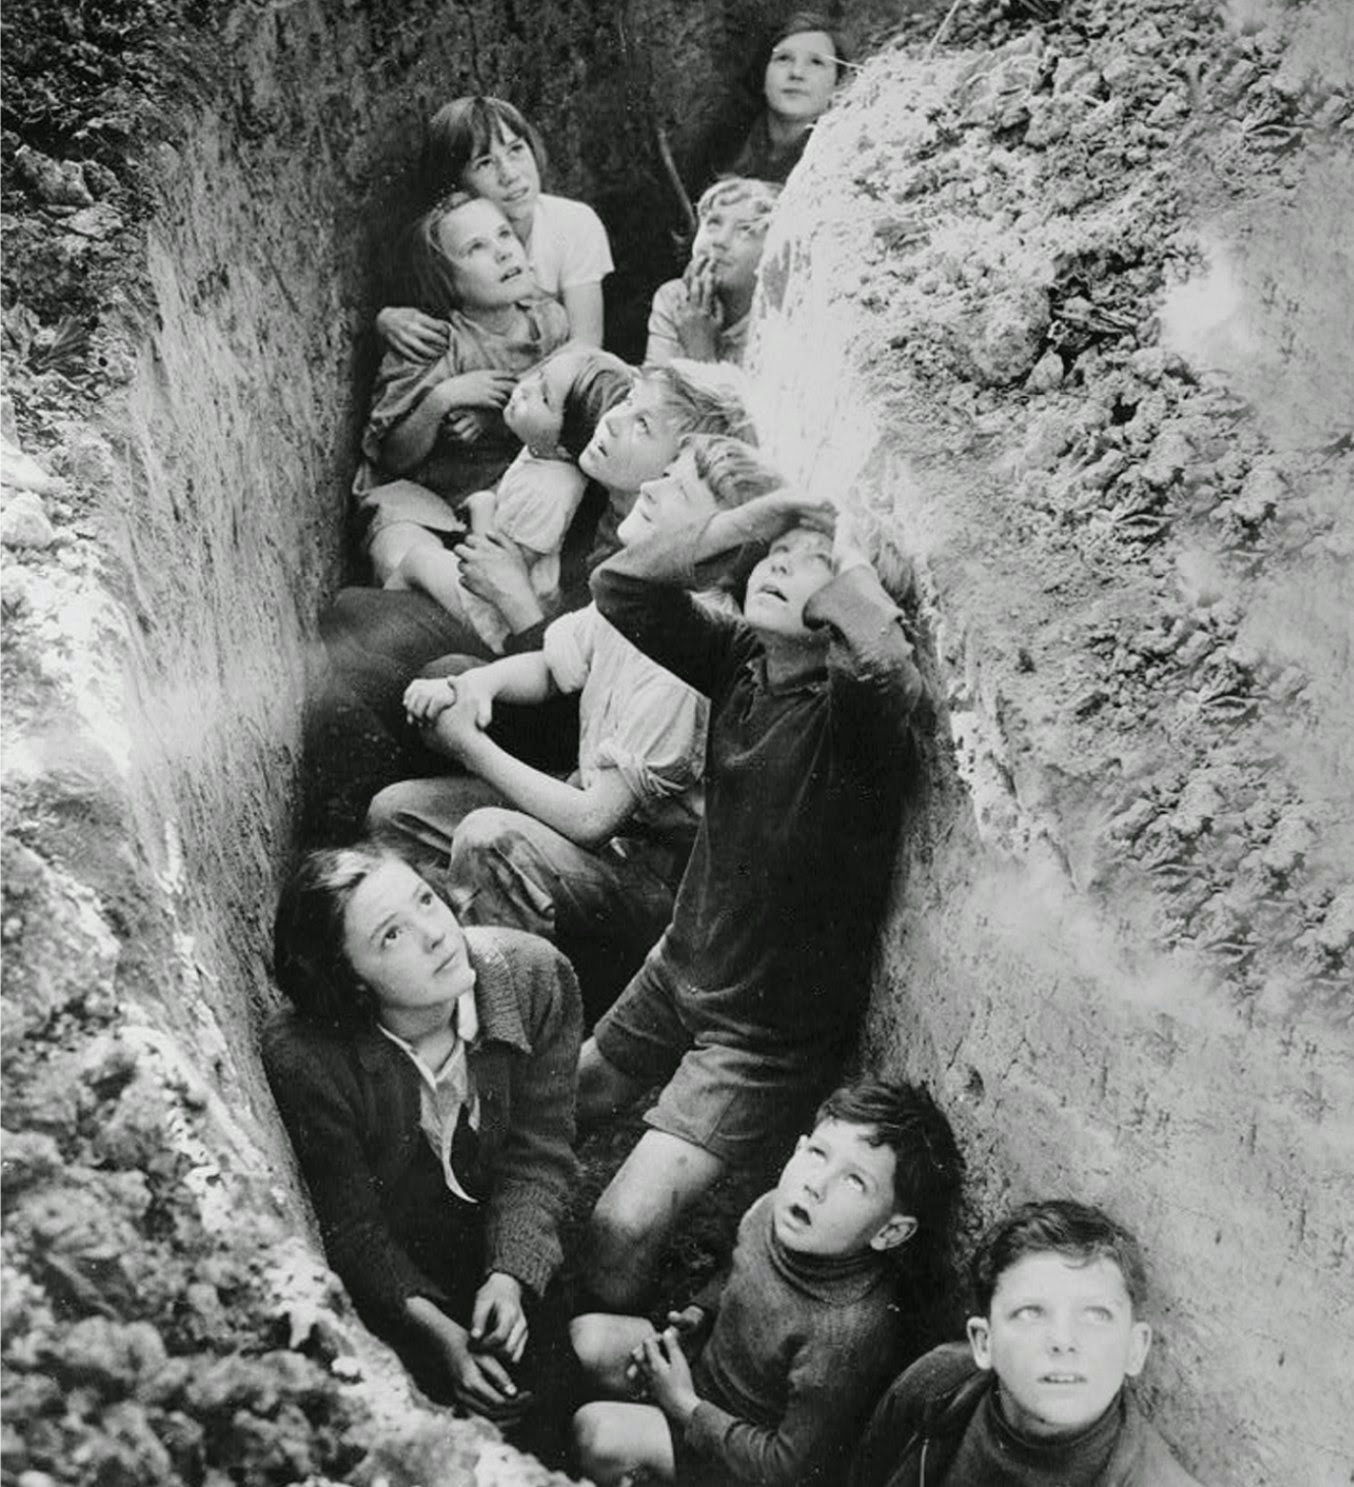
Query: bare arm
xmin=560 ymin=281 xmax=604 ymax=347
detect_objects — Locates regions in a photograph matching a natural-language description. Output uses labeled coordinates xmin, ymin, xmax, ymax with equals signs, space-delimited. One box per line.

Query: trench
xmin=2 ymin=1 xmax=1352 ymax=1485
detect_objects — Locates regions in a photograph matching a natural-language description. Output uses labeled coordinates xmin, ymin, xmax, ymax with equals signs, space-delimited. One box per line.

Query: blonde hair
xmin=697 ymin=176 xmax=782 ymax=229
xmin=680 ymin=434 xmax=784 ymax=509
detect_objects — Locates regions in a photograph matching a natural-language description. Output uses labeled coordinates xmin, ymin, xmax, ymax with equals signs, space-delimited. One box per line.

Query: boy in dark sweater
xmin=850 ymin=1200 xmax=1205 ymax=1487
xmin=581 ymin=490 xmax=926 ymax=1306
xmin=572 ymin=1080 xmax=964 ymax=1487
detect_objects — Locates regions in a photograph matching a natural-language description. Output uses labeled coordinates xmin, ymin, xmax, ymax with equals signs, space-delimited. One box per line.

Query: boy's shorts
xmin=593 ymin=945 xmax=840 ymax=1168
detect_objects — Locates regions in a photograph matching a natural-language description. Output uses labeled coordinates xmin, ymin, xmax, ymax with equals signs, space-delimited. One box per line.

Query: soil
xmin=2 ymin=0 xmax=1351 ymax=1484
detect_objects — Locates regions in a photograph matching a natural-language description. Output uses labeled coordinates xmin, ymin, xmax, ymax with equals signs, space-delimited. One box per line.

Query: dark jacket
xmin=262 ymin=925 xmax=581 ymax=1339
xmin=849 ymin=1343 xmax=1205 ymax=1487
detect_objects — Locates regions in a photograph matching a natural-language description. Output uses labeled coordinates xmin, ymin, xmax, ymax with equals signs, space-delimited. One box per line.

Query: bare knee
xmin=577 ymin=1039 xmax=644 ymax=1127
xmin=570 ymin=1313 xmax=610 ymax=1376
xmin=572 ymin=1404 xmax=626 ymax=1485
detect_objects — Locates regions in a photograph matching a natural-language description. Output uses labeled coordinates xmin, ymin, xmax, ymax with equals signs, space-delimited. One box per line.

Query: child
xmin=580 ymin=486 xmax=927 ymax=1308
xmin=356 ymin=189 xmax=571 ymax=582
xmin=571 ymin=1080 xmax=965 ymax=1487
xmin=849 ymin=1200 xmax=1205 ymax=1487
xmin=369 ymin=434 xmax=786 ymax=1019
xmin=645 ymin=178 xmax=782 ymax=368
xmin=387 ymin=346 xmax=632 ymax=655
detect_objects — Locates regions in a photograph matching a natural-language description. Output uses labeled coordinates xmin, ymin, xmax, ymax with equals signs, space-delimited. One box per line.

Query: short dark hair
xmin=425 ymin=95 xmax=548 ymax=197
xmin=816 ymin=1079 xmax=964 ymax=1232
xmin=769 ymin=10 xmax=852 ymax=82
xmin=272 ymin=844 xmax=453 ymax=1030
xmin=970 ymin=1199 xmax=1150 ymax=1316
xmin=560 ymin=353 xmax=635 ymax=461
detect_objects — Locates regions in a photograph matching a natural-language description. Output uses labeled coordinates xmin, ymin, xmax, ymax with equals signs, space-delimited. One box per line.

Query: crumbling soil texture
xmin=749 ymin=1 xmax=1352 ymax=1482
xmin=2 ymin=1 xmax=1351 ymax=1486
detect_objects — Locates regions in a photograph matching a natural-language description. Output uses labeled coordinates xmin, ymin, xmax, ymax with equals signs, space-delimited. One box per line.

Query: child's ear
xmin=966 ymin=1316 xmax=994 ymax=1371
xmin=869 ymin=1213 xmax=918 ymax=1252
xmin=1125 ymin=1320 xmax=1152 ymax=1378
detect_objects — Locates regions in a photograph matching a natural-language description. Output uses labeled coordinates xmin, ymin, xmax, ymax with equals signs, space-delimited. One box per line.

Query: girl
xmin=388 ymin=346 xmax=633 ymax=656
xmin=263 ymin=846 xmax=581 ymax=1430
xmin=381 ymin=96 xmax=614 ymax=360
xmin=357 ymin=190 xmax=572 ymax=582
xmin=691 ymin=11 xmax=850 ymax=189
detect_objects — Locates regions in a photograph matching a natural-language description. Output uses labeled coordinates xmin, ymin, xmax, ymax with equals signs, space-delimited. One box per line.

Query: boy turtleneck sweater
xmin=683 ymin=1191 xmax=904 ymax=1486
xmin=943 ymin=1388 xmax=1123 ymax=1486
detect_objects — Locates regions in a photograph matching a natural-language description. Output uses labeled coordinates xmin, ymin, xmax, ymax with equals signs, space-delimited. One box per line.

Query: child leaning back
xmin=571 ymin=1079 xmax=965 ymax=1487
xmin=355 ymin=190 xmax=571 ymax=584
xmin=849 ymin=1198 xmax=1205 ymax=1487
xmin=387 ymin=346 xmax=632 ymax=655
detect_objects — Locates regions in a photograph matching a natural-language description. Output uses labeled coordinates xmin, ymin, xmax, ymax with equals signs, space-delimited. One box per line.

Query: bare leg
xmin=577 ymin=1037 xmax=650 ymax=1133
xmin=572 ymin=1401 xmax=675 ymax=1486
xmin=586 ymin=1129 xmax=725 ymax=1310
xmin=570 ymin=1313 xmax=655 ymax=1397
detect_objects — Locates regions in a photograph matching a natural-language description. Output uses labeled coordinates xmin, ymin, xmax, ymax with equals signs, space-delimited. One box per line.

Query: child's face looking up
xmin=743 ymin=526 xmax=835 ymax=639
xmin=437 ymin=198 xmax=532 ymax=311
xmin=616 ymin=449 xmax=715 ymax=545
xmin=773 ymin=1118 xmax=916 ymax=1258
xmin=763 ymin=29 xmax=839 ymax=126
xmin=578 ymin=381 xmax=685 ymax=493
xmin=459 ymin=125 xmax=541 ymax=230
xmin=692 ymin=199 xmax=769 ymax=297
xmin=967 ymin=1253 xmax=1152 ymax=1440
xmin=504 ymin=351 xmax=583 ymax=455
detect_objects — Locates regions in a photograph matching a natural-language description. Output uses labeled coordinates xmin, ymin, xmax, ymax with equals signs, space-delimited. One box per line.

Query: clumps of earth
xmin=804 ymin=0 xmax=1352 ymax=1009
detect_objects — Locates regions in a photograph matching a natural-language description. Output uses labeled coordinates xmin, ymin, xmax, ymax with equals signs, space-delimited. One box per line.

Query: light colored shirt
xmin=526 ymin=193 xmax=614 ymax=297
xmin=378 ymin=988 xmax=481 ymax=1204
xmin=543 ymin=601 xmax=708 ymax=839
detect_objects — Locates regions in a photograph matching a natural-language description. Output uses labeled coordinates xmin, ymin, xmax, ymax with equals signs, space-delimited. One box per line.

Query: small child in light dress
xmin=387 ymin=346 xmax=633 ymax=654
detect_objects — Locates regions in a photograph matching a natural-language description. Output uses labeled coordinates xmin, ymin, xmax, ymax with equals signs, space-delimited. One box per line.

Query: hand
xmin=443 ymin=1327 xmax=531 ymax=1421
xmin=722 ymin=488 xmax=838 ymax=546
xmin=377 ymin=306 xmax=450 ymax=361
xmin=673 ymin=259 xmax=723 ymax=361
xmin=471 ymin=1272 xmax=529 ymax=1365
xmin=446 ymin=409 xmax=493 ymax=445
xmin=403 ymin=675 xmax=457 ymax=725
xmin=425 ymin=684 xmax=491 ymax=764
xmin=634 ymin=1328 xmax=699 ymax=1424
xmin=457 ymin=532 xmax=543 ymax=633
xmin=666 ymin=1304 xmax=711 ymax=1350
xmin=831 ymin=504 xmax=873 ymax=576
xmin=445 ymin=369 xmax=518 ymax=411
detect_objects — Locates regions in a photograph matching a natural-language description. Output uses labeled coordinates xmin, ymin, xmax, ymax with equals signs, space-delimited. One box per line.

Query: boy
xmin=581 ymin=478 xmax=926 ymax=1307
xmin=572 ymin=1080 xmax=964 ymax=1487
xmin=370 ymin=435 xmax=786 ymax=1018
xmin=849 ymin=1200 xmax=1205 ymax=1487
xmin=645 ymin=178 xmax=782 ymax=367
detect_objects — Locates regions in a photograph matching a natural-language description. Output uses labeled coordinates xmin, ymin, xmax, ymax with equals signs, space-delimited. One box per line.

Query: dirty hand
xmin=471 ymin=1272 xmax=529 ymax=1365
xmin=445 ymin=369 xmax=518 ymax=411
xmin=403 ymin=675 xmax=457 ymax=725
xmin=457 ymin=532 xmax=542 ymax=633
xmin=444 ymin=1329 xmax=531 ymax=1422
xmin=635 ymin=1328 xmax=699 ymax=1424
xmin=377 ymin=306 xmax=450 ymax=360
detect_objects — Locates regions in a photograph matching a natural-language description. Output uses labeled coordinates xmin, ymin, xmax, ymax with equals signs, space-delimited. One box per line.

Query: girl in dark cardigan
xmin=263 ymin=844 xmax=581 ymax=1429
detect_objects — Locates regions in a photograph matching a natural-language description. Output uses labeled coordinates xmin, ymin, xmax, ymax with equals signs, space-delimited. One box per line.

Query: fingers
xmin=505 ymin=1313 xmax=529 ymax=1364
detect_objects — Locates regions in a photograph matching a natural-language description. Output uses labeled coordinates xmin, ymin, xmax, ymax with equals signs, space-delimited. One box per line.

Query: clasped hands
xmin=404 ymin=669 xmax=495 ymax=762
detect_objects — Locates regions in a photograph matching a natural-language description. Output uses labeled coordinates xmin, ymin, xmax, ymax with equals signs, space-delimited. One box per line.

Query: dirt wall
xmin=748 ymin=3 xmax=1353 ymax=1482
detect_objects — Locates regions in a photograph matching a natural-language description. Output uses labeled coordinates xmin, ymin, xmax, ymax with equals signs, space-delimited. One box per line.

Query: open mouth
xmin=499 ymin=265 xmax=524 ymax=282
xmin=756 ymin=582 xmax=788 ymax=603
xmin=785 ymin=1201 xmax=811 ymax=1226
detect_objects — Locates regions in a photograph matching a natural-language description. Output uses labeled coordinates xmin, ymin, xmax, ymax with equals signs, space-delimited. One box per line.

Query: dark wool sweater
xmin=592 ymin=519 xmax=925 ymax=1052
xmin=680 ymin=1193 xmax=903 ymax=1486
xmin=849 ymin=1343 xmax=1206 ymax=1487
xmin=261 ymin=926 xmax=581 ymax=1340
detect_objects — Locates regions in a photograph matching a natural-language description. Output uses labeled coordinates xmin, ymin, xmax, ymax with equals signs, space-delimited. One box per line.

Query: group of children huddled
xmin=264 ymin=12 xmax=1205 ymax=1485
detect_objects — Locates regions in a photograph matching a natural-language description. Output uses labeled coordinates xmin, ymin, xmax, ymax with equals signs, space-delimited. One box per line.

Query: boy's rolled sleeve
xmin=541 ymin=606 xmax=598 ymax=695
